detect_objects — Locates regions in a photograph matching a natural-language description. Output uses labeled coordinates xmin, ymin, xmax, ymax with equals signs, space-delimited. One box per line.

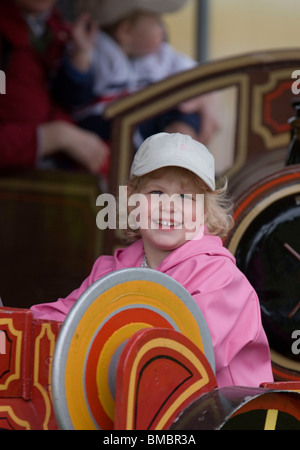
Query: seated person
xmin=0 ymin=0 xmax=108 ymax=175
xmin=55 ymin=0 xmax=220 ymax=147
xmin=30 ymin=132 xmax=274 ymax=388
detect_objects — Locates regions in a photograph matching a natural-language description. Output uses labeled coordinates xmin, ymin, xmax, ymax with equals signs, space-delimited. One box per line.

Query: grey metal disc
xmin=52 ymin=268 xmax=215 ymax=430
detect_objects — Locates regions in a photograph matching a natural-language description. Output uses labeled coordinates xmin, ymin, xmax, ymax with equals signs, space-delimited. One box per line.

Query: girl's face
xmin=15 ymin=0 xmax=57 ymax=15
xmin=131 ymin=170 xmax=204 ymax=266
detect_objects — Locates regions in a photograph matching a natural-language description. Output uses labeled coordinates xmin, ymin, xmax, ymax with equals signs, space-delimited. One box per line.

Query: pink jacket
xmin=30 ymin=234 xmax=274 ymax=388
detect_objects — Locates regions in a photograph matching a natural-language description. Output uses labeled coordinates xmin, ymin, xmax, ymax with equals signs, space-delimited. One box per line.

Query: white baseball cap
xmin=76 ymin=0 xmax=188 ymax=27
xmin=130 ymin=133 xmax=215 ymax=190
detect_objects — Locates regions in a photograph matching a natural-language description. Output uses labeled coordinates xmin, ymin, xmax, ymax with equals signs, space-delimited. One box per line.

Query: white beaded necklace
xmin=141 ymin=255 xmax=149 ymax=268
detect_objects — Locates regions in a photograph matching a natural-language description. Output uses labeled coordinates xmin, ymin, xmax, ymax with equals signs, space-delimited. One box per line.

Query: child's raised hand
xmin=72 ymin=13 xmax=98 ymax=53
xmin=70 ymin=13 xmax=98 ymax=72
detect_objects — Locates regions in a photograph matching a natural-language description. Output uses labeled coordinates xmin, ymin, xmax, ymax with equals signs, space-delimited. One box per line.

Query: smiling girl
xmin=31 ymin=132 xmax=273 ymax=387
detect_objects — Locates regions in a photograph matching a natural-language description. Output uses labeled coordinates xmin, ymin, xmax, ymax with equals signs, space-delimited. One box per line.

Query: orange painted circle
xmin=52 ymin=270 xmax=214 ymax=431
xmin=84 ymin=307 xmax=172 ymax=429
xmin=63 ymin=279 xmax=207 ymax=429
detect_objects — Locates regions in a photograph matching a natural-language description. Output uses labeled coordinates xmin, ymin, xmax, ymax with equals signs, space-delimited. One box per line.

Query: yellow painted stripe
xmin=126 ymin=338 xmax=209 ymax=430
xmin=34 ymin=324 xmax=56 ymax=430
xmin=96 ymin=322 xmax=152 ymax=420
xmin=0 ymin=406 xmax=31 ymax=430
xmin=264 ymin=409 xmax=278 ymax=430
xmin=0 ymin=319 xmax=22 ymax=391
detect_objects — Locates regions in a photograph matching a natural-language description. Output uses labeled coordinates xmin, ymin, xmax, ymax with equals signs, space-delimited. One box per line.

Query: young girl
xmin=30 ymin=132 xmax=274 ymax=388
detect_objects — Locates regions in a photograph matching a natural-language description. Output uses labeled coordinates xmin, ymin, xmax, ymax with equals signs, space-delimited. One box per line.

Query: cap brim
xmin=131 ymin=158 xmax=215 ymax=191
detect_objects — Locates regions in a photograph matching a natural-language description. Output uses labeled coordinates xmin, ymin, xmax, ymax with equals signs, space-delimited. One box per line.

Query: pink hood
xmin=30 ymin=235 xmax=273 ymax=388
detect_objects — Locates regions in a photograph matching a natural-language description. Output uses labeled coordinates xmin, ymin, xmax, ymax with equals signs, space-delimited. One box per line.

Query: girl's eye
xmin=180 ymin=193 xmax=194 ymax=201
xmin=150 ymin=190 xmax=163 ymax=195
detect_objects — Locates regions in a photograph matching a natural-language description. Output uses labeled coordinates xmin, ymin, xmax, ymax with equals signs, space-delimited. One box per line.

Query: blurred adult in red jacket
xmin=0 ymin=0 xmax=108 ymax=173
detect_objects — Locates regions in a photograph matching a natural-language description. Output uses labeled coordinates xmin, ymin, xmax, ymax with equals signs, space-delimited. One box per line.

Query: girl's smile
xmin=135 ymin=172 xmax=204 ymax=268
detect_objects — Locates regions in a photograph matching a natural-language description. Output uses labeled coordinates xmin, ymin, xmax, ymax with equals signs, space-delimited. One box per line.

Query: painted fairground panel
xmin=1 ymin=269 xmax=300 ymax=430
xmin=0 ymin=171 xmax=103 ymax=309
xmin=0 ymin=308 xmax=61 ymax=430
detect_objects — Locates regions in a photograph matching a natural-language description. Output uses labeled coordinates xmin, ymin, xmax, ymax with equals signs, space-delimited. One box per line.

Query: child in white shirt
xmin=57 ymin=0 xmax=219 ymax=146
